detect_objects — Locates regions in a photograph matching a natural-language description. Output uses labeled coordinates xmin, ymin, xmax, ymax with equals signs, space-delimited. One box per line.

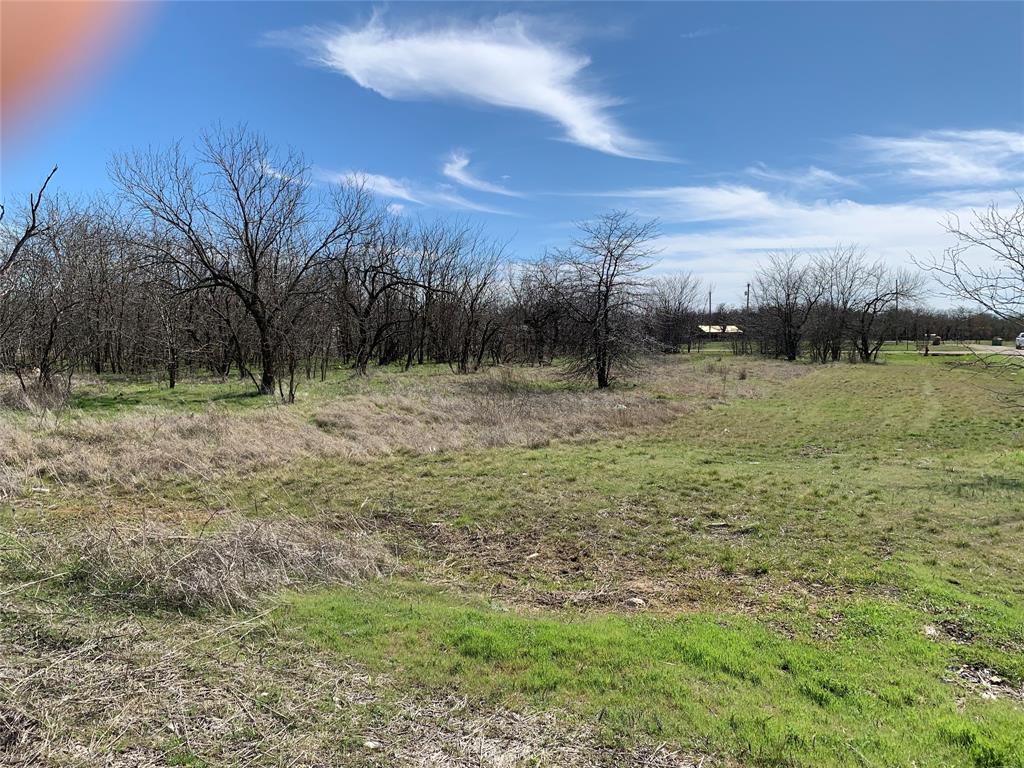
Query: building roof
xmin=697 ymin=324 xmax=743 ymax=334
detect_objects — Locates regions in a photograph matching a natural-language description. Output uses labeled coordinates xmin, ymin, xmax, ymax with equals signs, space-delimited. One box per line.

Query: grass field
xmin=1 ymin=353 xmax=1022 ymax=767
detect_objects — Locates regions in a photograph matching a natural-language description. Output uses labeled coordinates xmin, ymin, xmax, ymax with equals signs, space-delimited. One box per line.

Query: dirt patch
xmin=948 ymin=663 xmax=1024 ymax=703
xmin=923 ymin=620 xmax=974 ymax=645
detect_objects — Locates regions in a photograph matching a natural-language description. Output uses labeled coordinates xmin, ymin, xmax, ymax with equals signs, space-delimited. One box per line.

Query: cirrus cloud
xmin=850 ymin=129 xmax=1024 ymax=187
xmin=600 ymin=182 xmax=1021 ymax=303
xmin=273 ymin=15 xmax=658 ymax=159
xmin=442 ymin=150 xmax=522 ymax=197
xmin=744 ymin=162 xmax=858 ymax=189
xmin=315 ymin=168 xmax=510 ymax=215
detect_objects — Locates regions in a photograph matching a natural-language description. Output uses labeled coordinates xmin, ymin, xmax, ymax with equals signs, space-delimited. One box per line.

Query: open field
xmin=1 ymin=353 xmax=1022 ymax=768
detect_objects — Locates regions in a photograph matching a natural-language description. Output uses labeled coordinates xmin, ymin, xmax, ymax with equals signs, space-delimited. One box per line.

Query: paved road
xmin=967 ymin=344 xmax=1024 ymax=356
xmin=923 ymin=344 xmax=1024 ymax=356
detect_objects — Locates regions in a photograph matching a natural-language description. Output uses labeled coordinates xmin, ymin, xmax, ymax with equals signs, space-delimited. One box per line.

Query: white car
xmin=1016 ymin=333 xmax=1024 ymax=350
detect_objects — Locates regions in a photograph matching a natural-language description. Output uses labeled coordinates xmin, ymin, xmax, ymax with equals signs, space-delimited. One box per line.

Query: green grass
xmin=68 ymin=379 xmax=266 ymax=414
xmin=63 ymin=362 xmax=467 ymax=416
xmin=264 ymin=355 xmax=1022 ymax=766
xmin=5 ymin=353 xmax=1023 ymax=766
xmin=248 ymin=357 xmax=1022 ymax=620
xmin=286 ymin=582 xmax=1023 ymax=768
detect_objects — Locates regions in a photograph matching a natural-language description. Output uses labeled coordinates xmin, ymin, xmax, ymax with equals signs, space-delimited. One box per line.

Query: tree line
xmin=2 ymin=127 xmax=1018 ymax=401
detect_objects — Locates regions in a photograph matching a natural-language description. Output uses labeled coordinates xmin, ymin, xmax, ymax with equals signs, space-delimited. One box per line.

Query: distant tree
xmin=510 ymin=257 xmax=565 ymax=366
xmin=753 ymin=251 xmax=827 ymax=361
xmin=645 ymin=273 xmax=702 ymax=353
xmin=551 ymin=211 xmax=658 ymax=388
xmin=805 ymin=245 xmax=865 ymax=363
xmin=14 ymin=197 xmax=88 ymax=391
xmin=332 ymin=208 xmax=416 ymax=375
xmin=441 ymin=232 xmax=505 ymax=374
xmin=142 ymin=240 xmax=194 ymax=389
xmin=404 ymin=221 xmax=461 ymax=368
xmin=848 ymin=265 xmax=923 ymax=362
xmin=1 ymin=169 xmax=59 ymax=364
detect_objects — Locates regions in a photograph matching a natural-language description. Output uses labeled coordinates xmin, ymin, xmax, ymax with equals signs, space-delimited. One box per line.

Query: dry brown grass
xmin=4 ymin=514 xmax=390 ymax=613
xmin=0 ymin=600 xmax=717 ymax=767
xmin=0 ymin=380 xmax=71 ymax=415
xmin=0 ymin=515 xmax=386 ymax=764
xmin=0 ymin=605 xmax=371 ymax=767
xmin=0 ymin=358 xmax=804 ymax=502
xmin=380 ymin=694 xmax=709 ymax=767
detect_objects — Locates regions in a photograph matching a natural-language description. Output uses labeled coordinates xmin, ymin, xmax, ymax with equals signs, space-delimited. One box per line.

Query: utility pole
xmin=743 ymin=282 xmax=751 ymax=355
xmin=895 ymin=277 xmax=900 ymax=346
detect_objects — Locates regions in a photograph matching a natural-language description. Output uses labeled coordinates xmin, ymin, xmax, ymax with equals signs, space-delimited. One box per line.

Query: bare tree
xmin=753 ymin=251 xmax=827 ymax=361
xmin=849 ymin=265 xmax=923 ymax=362
xmin=645 ymin=273 xmax=702 ymax=353
xmin=112 ymin=126 xmax=370 ymax=396
xmin=2 ymin=129 xmax=959 ymax=392
xmin=333 ymin=208 xmax=416 ymax=375
xmin=550 ymin=212 xmax=658 ymax=388
xmin=443 ymin=234 xmax=505 ymax=374
xmin=404 ymin=221 xmax=461 ymax=368
xmin=11 ymin=197 xmax=89 ymax=392
xmin=0 ymin=166 xmax=58 ymax=293
xmin=925 ymin=196 xmax=1024 ymax=323
xmin=510 ymin=257 xmax=564 ymax=366
xmin=805 ymin=245 xmax=866 ymax=362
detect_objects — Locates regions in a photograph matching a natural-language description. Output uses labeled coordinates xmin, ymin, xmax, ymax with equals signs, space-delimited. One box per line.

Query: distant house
xmin=697 ymin=324 xmax=743 ymax=339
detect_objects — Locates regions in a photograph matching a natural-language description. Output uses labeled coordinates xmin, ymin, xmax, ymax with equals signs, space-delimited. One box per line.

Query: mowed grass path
xmin=274 ymin=357 xmax=1024 ymax=767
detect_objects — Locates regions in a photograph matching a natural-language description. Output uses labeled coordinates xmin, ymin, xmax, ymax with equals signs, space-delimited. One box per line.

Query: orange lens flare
xmin=1 ymin=0 xmax=148 ymax=141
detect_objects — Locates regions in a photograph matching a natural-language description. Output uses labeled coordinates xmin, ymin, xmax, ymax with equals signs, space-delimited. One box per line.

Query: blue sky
xmin=2 ymin=1 xmax=1023 ymax=302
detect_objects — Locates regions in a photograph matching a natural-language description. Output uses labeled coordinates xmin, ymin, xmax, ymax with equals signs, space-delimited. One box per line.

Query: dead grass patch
xmin=0 ymin=380 xmax=71 ymax=415
xmin=380 ymin=694 xmax=712 ymax=767
xmin=4 ymin=514 xmax=390 ymax=613
xmin=0 ymin=601 xmax=718 ymax=767
xmin=0 ymin=607 xmax=370 ymax=767
xmin=0 ymin=358 xmax=802 ymax=501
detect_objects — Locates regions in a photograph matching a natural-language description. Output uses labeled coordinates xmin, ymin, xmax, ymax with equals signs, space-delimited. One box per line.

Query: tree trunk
xmin=167 ymin=347 xmax=178 ymax=389
xmin=259 ymin=361 xmax=275 ymax=394
xmin=258 ymin=334 xmax=275 ymax=394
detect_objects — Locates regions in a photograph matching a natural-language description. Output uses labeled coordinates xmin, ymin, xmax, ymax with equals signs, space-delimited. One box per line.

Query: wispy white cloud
xmin=276 ymin=14 xmax=658 ymax=159
xmin=680 ymin=25 xmax=726 ymax=40
xmin=595 ymin=183 xmax=785 ymax=222
xmin=442 ymin=150 xmax=522 ymax=197
xmin=745 ymin=162 xmax=858 ymax=189
xmin=316 ymin=168 xmax=510 ymax=214
xmin=851 ymin=129 xmax=1024 ymax=187
xmin=602 ymin=182 xmax=1020 ymax=301
xmin=327 ymin=171 xmax=422 ymax=204
xmin=261 ymin=162 xmax=302 ymax=184
xmin=592 ymin=125 xmax=1024 ymax=299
